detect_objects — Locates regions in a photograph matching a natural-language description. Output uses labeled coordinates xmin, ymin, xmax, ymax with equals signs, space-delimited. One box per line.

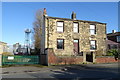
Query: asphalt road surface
xmin=1 ymin=63 xmax=119 ymax=80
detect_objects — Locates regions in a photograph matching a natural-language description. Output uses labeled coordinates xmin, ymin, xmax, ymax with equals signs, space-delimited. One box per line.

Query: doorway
xmin=86 ymin=52 xmax=93 ymax=62
xmin=73 ymin=39 xmax=79 ymax=55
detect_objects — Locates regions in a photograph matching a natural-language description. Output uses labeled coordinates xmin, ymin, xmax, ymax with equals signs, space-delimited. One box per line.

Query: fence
xmin=2 ymin=55 xmax=40 ymax=65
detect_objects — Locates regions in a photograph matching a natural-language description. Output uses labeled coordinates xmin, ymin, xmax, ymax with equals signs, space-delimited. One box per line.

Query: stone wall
xmin=42 ymin=49 xmax=118 ymax=65
xmin=45 ymin=17 xmax=106 ymax=56
xmin=96 ymin=56 xmax=118 ymax=63
xmin=47 ymin=48 xmax=83 ymax=65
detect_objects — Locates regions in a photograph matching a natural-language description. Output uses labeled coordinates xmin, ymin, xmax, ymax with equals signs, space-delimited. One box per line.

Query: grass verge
xmin=1 ymin=64 xmax=48 ymax=68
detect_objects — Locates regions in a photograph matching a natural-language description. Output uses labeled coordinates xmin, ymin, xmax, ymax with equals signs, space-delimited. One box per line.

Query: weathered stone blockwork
xmin=47 ymin=48 xmax=83 ymax=65
xmin=40 ymin=10 xmax=107 ymax=65
xmin=42 ymin=49 xmax=118 ymax=65
xmin=44 ymin=17 xmax=106 ymax=56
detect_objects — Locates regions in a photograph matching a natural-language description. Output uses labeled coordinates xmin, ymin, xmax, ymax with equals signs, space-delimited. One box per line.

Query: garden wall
xmin=96 ymin=56 xmax=118 ymax=63
xmin=42 ymin=48 xmax=118 ymax=65
xmin=47 ymin=48 xmax=83 ymax=65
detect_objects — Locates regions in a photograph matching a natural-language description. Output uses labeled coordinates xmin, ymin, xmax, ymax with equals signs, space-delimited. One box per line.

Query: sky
xmin=2 ymin=2 xmax=118 ymax=45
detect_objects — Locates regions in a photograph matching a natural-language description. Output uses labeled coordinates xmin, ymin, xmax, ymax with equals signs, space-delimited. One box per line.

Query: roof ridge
xmin=46 ymin=16 xmax=106 ymax=24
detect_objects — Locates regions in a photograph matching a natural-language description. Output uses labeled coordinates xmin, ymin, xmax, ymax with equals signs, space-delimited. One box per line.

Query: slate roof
xmin=46 ymin=16 xmax=106 ymax=24
xmin=107 ymin=32 xmax=120 ymax=36
xmin=106 ymin=40 xmax=119 ymax=45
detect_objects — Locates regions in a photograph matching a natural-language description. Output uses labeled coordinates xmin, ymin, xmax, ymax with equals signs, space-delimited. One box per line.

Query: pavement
xmin=1 ymin=63 xmax=119 ymax=75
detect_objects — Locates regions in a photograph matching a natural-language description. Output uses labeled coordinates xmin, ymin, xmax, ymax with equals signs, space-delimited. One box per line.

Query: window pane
xmin=90 ymin=30 xmax=95 ymax=35
xmin=57 ymin=39 xmax=64 ymax=49
xmin=74 ymin=23 xmax=78 ymax=28
xmin=90 ymin=25 xmax=95 ymax=29
xmin=73 ymin=23 xmax=78 ymax=33
xmin=90 ymin=24 xmax=96 ymax=35
xmin=57 ymin=22 xmax=63 ymax=32
xmin=90 ymin=41 xmax=95 ymax=45
xmin=57 ymin=27 xmax=63 ymax=32
xmin=57 ymin=22 xmax=63 ymax=26
xmin=117 ymin=36 xmax=120 ymax=42
xmin=90 ymin=40 xmax=96 ymax=50
xmin=111 ymin=45 xmax=117 ymax=49
xmin=74 ymin=40 xmax=78 ymax=42
xmin=73 ymin=28 xmax=78 ymax=32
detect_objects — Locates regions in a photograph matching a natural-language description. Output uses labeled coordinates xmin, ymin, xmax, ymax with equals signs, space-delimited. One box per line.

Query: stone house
xmin=107 ymin=30 xmax=120 ymax=43
xmin=107 ymin=30 xmax=120 ymax=51
xmin=0 ymin=41 xmax=7 ymax=54
xmin=40 ymin=8 xmax=106 ymax=56
xmin=106 ymin=40 xmax=119 ymax=50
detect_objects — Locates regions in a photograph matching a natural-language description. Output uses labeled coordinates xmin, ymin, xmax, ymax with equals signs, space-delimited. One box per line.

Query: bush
xmin=106 ymin=50 xmax=114 ymax=56
xmin=107 ymin=49 xmax=119 ymax=60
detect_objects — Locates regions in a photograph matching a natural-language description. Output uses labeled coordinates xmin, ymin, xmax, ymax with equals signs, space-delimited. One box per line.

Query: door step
xmin=86 ymin=61 xmax=93 ymax=64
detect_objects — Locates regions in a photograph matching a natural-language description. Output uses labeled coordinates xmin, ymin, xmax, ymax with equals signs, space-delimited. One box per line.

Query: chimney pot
xmin=112 ymin=30 xmax=116 ymax=33
xmin=43 ymin=8 xmax=47 ymax=16
xmin=71 ymin=11 xmax=76 ymax=20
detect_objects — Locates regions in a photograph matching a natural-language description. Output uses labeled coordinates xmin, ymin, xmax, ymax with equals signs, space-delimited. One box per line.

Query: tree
xmin=32 ymin=9 xmax=44 ymax=55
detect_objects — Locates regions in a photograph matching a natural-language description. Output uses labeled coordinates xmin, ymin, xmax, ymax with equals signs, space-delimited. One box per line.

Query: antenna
xmin=24 ymin=28 xmax=31 ymax=55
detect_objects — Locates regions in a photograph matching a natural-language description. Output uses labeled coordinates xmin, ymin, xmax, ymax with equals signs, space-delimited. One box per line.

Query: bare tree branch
xmin=32 ymin=9 xmax=44 ymax=54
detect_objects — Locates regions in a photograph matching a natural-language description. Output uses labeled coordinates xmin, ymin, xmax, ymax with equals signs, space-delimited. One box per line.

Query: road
xmin=1 ymin=63 xmax=119 ymax=80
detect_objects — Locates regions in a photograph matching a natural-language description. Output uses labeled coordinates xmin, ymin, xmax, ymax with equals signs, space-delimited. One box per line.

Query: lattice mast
xmin=24 ymin=29 xmax=31 ymax=54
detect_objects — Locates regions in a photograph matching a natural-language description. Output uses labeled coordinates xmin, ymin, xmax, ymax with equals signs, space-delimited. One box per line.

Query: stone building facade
xmin=107 ymin=31 xmax=120 ymax=51
xmin=40 ymin=8 xmax=106 ymax=57
xmin=107 ymin=31 xmax=120 ymax=43
xmin=0 ymin=41 xmax=7 ymax=54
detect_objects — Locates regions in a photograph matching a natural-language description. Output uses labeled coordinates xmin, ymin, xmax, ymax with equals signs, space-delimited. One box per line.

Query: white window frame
xmin=57 ymin=22 xmax=63 ymax=32
xmin=57 ymin=39 xmax=64 ymax=49
xmin=117 ymin=36 xmax=120 ymax=42
xmin=73 ymin=23 xmax=79 ymax=33
xmin=90 ymin=24 xmax=96 ymax=35
xmin=90 ymin=40 xmax=96 ymax=50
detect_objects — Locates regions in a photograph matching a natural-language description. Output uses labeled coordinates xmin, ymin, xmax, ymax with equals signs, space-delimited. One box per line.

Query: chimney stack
xmin=112 ymin=30 xmax=116 ymax=33
xmin=71 ymin=11 xmax=76 ymax=20
xmin=43 ymin=8 xmax=47 ymax=16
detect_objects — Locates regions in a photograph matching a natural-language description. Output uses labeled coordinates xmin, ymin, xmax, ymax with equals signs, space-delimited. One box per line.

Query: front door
xmin=73 ymin=39 xmax=79 ymax=55
xmin=86 ymin=52 xmax=93 ymax=62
